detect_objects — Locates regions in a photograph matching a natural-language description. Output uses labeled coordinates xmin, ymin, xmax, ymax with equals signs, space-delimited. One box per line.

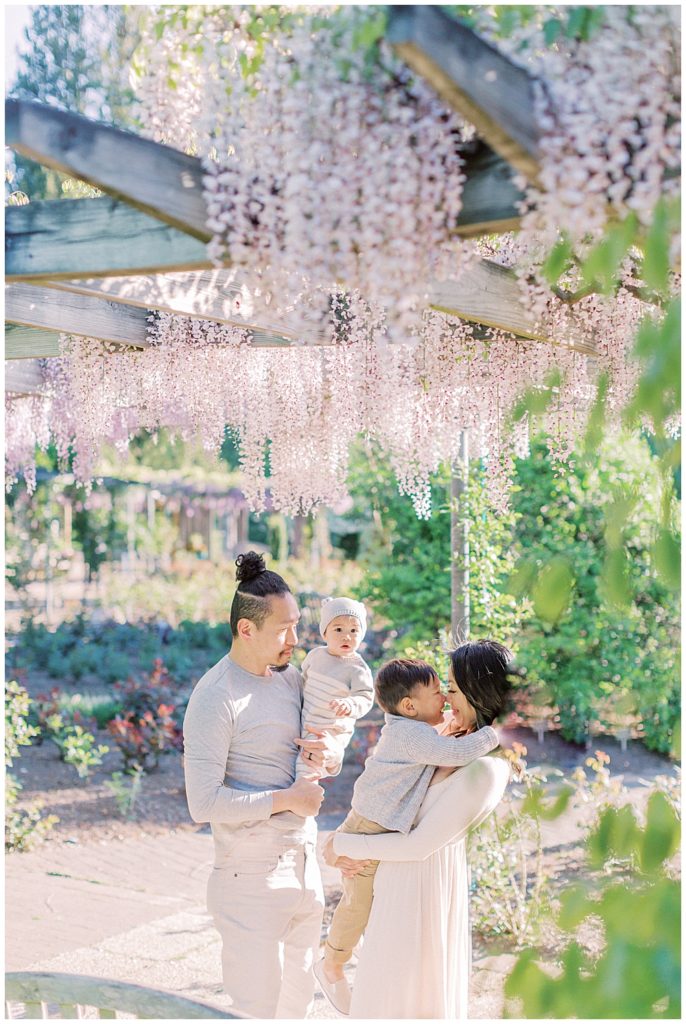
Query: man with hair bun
xmin=183 ymin=551 xmax=342 ymax=1019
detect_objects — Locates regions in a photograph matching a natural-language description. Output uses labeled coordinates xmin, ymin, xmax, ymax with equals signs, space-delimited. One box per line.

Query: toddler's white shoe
xmin=313 ymin=957 xmax=351 ymax=1016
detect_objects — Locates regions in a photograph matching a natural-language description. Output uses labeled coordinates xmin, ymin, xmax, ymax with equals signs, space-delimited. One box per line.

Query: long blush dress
xmin=332 ymin=754 xmax=510 ymax=1019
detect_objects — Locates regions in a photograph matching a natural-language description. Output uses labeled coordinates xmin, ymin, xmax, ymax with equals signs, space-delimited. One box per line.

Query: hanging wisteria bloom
xmin=6 ymin=6 xmax=679 ymax=516
xmin=136 ymin=5 xmax=469 ymax=342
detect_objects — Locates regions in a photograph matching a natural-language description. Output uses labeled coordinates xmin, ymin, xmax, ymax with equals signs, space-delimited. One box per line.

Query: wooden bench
xmin=5 ymin=971 xmax=232 ymax=1019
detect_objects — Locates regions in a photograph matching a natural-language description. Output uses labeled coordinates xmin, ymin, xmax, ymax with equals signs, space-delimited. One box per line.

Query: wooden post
xmin=450 ymin=431 xmax=470 ymax=641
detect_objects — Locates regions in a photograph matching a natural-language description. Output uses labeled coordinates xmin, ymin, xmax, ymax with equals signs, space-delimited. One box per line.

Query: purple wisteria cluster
xmin=6 ymin=6 xmax=679 ymax=516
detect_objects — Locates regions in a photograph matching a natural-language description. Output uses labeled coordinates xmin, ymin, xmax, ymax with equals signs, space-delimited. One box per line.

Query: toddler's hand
xmin=329 ymin=698 xmax=354 ymax=717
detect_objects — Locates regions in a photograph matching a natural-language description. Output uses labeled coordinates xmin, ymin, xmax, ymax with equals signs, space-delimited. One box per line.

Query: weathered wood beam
xmin=40 ymin=262 xmax=545 ymax=341
xmin=6 ymin=98 xmax=209 ymax=240
xmin=5 ymin=99 xmax=521 ymax=239
xmin=5 ymin=357 xmax=45 ymax=395
xmin=6 ymin=283 xmax=152 ymax=347
xmin=30 ymin=263 xmax=594 ymax=354
xmin=38 ymin=271 xmax=331 ymax=344
xmin=388 ymin=5 xmax=541 ymax=184
xmin=6 ymin=198 xmax=209 ymax=281
xmin=5 ymin=292 xmax=312 ymax=353
xmin=6 ymin=324 xmax=61 ymax=359
xmin=457 ymin=143 xmax=523 ymax=236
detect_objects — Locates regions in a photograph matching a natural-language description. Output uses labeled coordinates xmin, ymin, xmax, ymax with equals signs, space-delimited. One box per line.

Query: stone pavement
xmin=5 ymin=826 xmax=355 ymax=1018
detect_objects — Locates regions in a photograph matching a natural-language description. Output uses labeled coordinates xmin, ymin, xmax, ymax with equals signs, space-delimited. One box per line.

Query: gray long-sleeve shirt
xmin=351 ymin=713 xmax=499 ymax=833
xmin=182 ymin=654 xmax=313 ymax=856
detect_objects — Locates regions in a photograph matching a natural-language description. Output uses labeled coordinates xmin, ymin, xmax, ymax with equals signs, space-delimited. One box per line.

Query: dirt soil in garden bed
xmin=13 ymin=716 xmax=676 ymax=847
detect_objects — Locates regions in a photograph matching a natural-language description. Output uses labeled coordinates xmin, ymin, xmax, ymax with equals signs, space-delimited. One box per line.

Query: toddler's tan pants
xmin=325 ymin=808 xmax=393 ymax=965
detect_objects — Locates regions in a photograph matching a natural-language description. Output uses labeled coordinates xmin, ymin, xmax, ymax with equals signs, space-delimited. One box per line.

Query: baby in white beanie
xmin=296 ymin=597 xmax=374 ymax=780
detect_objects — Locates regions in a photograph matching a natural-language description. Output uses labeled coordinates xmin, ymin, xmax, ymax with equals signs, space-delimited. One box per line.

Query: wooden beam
xmin=30 ymin=263 xmax=594 ymax=354
xmin=6 ymin=198 xmax=209 ymax=281
xmin=38 ymin=271 xmax=332 ymax=344
xmin=6 ymin=98 xmax=210 ymax=240
xmin=457 ymin=143 xmax=523 ymax=236
xmin=5 ymin=99 xmax=521 ymax=240
xmin=6 ymin=284 xmax=152 ymax=347
xmin=5 ymin=292 xmax=311 ymax=353
xmin=388 ymin=5 xmax=541 ymax=184
xmin=6 ymin=324 xmax=61 ymax=358
xmin=5 ymin=358 xmax=45 ymax=395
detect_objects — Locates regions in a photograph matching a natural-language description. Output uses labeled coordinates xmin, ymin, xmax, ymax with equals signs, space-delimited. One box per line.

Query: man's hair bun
xmin=235 ymin=551 xmax=267 ymax=584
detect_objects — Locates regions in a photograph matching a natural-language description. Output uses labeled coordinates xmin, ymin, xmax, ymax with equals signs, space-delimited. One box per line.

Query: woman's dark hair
xmin=450 ymin=639 xmax=514 ymax=728
xmin=375 ymin=658 xmax=439 ymax=714
xmin=229 ymin=551 xmax=291 ymax=636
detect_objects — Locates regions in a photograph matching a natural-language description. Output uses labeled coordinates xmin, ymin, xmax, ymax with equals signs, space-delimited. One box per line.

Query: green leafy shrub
xmin=5 ymin=681 xmax=58 ymax=851
xmin=105 ymin=767 xmax=144 ymax=818
xmin=469 ymin=743 xmax=574 ymax=947
xmin=53 ymin=724 xmax=110 ymax=778
xmin=505 ymin=792 xmax=681 ymax=1019
xmin=33 ymin=688 xmax=110 ymax=778
xmin=101 ymin=650 xmax=133 ymax=685
xmin=509 ymin=437 xmax=680 ymax=751
xmin=67 ymin=643 xmax=102 ymax=680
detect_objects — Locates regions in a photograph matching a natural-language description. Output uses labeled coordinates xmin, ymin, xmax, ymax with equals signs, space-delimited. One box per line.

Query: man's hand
xmin=274 ymin=778 xmax=324 ymax=817
xmin=295 ymin=724 xmax=344 ymax=773
xmin=329 ymin=698 xmax=354 ymax=718
xmin=322 ymin=833 xmax=371 ymax=877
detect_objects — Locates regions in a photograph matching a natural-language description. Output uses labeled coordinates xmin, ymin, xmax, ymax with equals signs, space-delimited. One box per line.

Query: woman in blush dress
xmin=325 ymin=639 xmax=514 ymax=1020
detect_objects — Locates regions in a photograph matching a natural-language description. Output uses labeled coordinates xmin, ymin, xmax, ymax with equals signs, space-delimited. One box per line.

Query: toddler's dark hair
xmin=375 ymin=658 xmax=439 ymax=714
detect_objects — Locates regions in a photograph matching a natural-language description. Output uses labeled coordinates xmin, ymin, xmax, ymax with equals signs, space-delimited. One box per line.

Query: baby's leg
xmin=324 ymin=811 xmax=390 ymax=971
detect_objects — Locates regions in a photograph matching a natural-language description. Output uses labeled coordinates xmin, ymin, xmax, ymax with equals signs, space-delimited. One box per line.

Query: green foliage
xmin=5 ymin=681 xmax=58 ymax=852
xmin=447 ymin=5 xmax=608 ymax=45
xmin=344 ymin=434 xmax=678 ymax=753
xmin=53 ymin=724 xmax=110 ymax=779
xmin=508 ymin=437 xmax=679 ymax=750
xmin=505 ymin=794 xmax=681 ymax=1019
xmin=8 ymin=5 xmax=142 ymax=199
xmin=469 ymin=748 xmax=550 ymax=945
xmin=580 ymin=213 xmax=638 ymax=293
xmin=5 ymin=679 xmax=40 ymax=765
xmin=105 ymin=767 xmax=144 ymax=818
xmin=345 ymin=445 xmax=452 ymax=648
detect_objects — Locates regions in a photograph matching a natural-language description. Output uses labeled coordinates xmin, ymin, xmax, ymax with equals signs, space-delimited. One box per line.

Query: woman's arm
xmin=333 ymin=755 xmax=509 ymax=862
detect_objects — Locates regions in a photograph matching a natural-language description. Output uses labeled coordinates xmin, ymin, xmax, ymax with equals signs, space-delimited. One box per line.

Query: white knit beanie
xmin=320 ymin=597 xmax=367 ymax=640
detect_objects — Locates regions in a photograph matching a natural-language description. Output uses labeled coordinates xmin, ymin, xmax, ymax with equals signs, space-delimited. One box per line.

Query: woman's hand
xmin=323 ymin=833 xmax=371 ymax=877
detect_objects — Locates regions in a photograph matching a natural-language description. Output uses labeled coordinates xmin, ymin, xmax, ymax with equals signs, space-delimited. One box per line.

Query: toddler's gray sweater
xmin=351 ymin=714 xmax=499 ymax=833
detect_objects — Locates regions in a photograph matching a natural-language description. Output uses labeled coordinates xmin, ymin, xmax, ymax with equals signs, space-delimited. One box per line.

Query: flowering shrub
xmin=107 ymin=707 xmax=178 ymax=773
xmin=107 ymin=659 xmax=185 ymax=772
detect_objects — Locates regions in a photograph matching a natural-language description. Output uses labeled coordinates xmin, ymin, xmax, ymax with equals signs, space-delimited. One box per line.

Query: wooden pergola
xmin=5 ymin=6 xmax=627 ymax=631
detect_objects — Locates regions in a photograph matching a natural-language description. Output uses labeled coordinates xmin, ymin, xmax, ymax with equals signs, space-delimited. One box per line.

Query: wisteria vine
xmin=6 ymin=5 xmax=680 ymax=516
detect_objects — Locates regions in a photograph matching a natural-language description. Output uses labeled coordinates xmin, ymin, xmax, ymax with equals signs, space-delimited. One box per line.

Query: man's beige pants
xmin=207 ymin=830 xmax=324 ymax=1019
xmin=325 ymin=809 xmax=392 ymax=965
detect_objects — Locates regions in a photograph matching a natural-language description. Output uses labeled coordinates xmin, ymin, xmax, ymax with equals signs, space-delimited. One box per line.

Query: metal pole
xmin=450 ymin=430 xmax=470 ymax=642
